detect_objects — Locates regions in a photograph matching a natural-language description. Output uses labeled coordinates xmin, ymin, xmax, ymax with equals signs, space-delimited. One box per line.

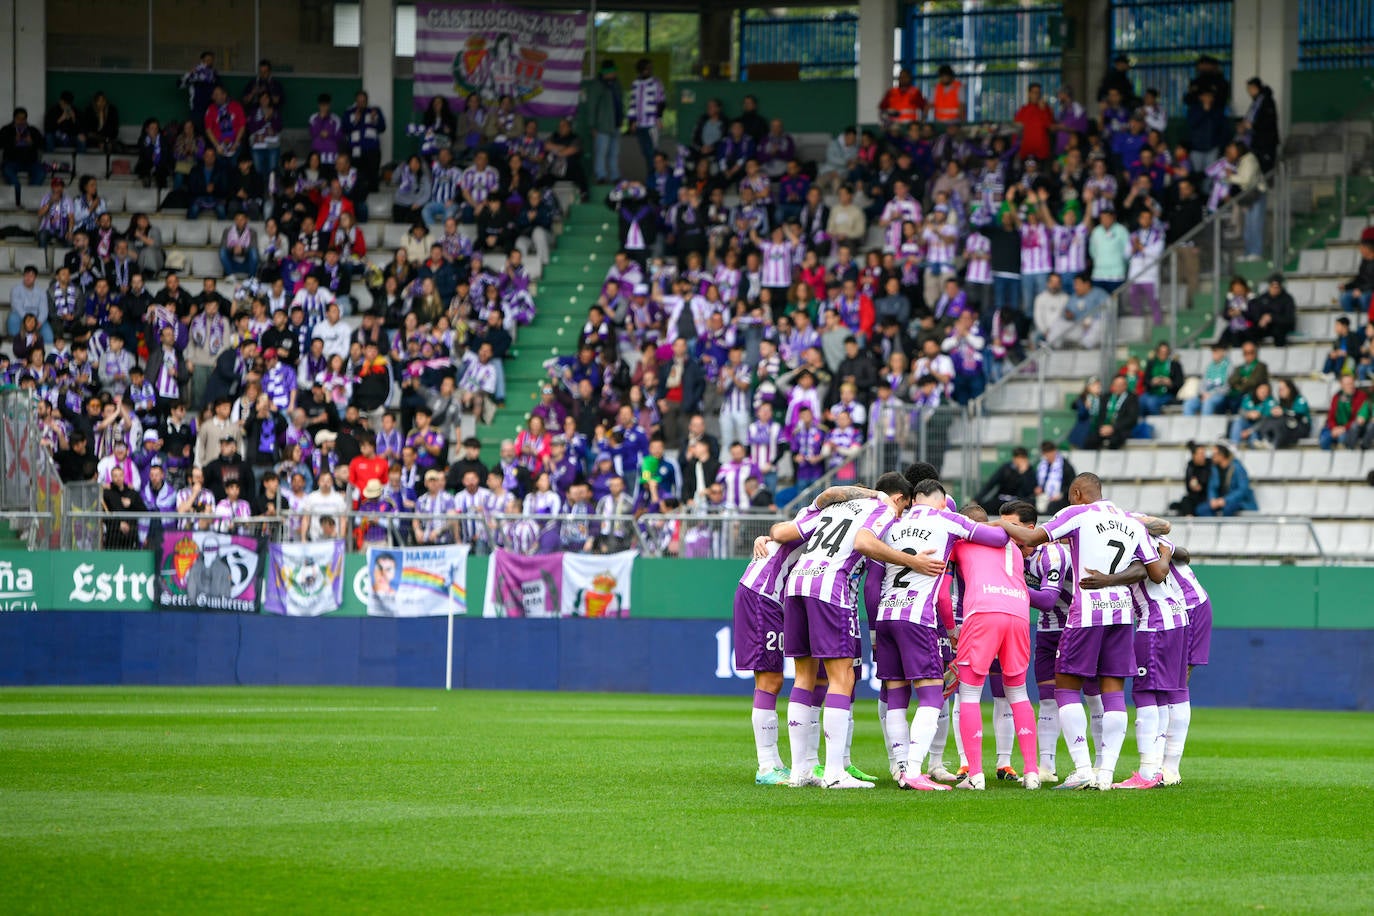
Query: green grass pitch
xmin=3 ymin=687 xmax=1374 ymax=914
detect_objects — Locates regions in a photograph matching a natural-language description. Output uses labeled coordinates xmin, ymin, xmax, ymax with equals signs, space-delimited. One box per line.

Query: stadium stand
xmin=2 ymin=51 xmax=1371 ymax=563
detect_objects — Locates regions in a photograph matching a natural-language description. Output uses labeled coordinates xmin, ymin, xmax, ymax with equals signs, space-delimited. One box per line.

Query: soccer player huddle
xmin=733 ymin=461 xmax=1212 ymax=791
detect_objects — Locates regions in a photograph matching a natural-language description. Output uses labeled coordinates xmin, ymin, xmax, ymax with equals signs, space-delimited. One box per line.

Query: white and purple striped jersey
xmin=716 ymin=460 xmax=760 ymax=509
xmin=459 ymin=165 xmax=501 ymax=204
xmin=453 ymin=486 xmax=492 ymax=543
xmin=747 ymin=419 xmax=782 ymax=470
xmin=415 ymin=491 xmax=457 ymax=539
xmin=431 ymin=164 xmax=462 ymax=204
xmin=757 ymin=241 xmax=793 ymax=288
xmin=785 ymin=498 xmax=895 ymax=608
xmin=1168 ymin=547 xmax=1210 ymax=610
xmin=1051 ymin=223 xmax=1089 ymax=276
xmin=629 ymin=76 xmax=666 ymax=128
xmin=1030 ymin=541 xmax=1074 ymax=632
xmin=1129 ymin=225 xmax=1165 ymax=286
xmin=963 ymin=232 xmax=991 ymax=284
xmin=739 ymin=505 xmax=822 ymax=604
xmin=719 ymin=363 xmax=753 ymax=414
xmin=922 ymin=224 xmax=958 ymax=268
xmin=880 ymin=196 xmax=923 ymax=252
xmin=876 ymin=505 xmax=979 ymax=626
xmin=1019 ymin=223 xmax=1053 ymax=274
xmin=1131 ymin=538 xmax=1188 ymax=631
xmin=1039 ymin=500 xmax=1160 ymax=628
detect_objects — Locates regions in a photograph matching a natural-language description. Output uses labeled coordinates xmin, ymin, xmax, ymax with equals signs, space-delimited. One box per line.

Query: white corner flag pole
xmin=445 ymin=612 xmax=454 ymax=691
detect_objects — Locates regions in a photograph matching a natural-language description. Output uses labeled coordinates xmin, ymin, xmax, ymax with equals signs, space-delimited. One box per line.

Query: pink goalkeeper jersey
xmin=1039 ymin=500 xmax=1160 ymax=628
xmin=875 ymin=505 xmax=978 ymax=626
xmin=786 ymin=498 xmax=895 ymax=608
xmin=738 ymin=504 xmax=820 ymax=605
xmin=951 ymin=538 xmax=1030 ymax=620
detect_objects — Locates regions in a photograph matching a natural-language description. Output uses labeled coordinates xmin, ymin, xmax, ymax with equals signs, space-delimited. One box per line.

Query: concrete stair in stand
xmin=481 ymin=189 xmax=619 ymax=464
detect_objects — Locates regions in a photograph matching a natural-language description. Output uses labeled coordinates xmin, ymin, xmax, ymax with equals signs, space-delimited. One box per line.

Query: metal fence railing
xmin=738 ymin=12 xmax=858 ymax=80
xmin=1299 ymin=0 xmax=1374 ymax=70
xmin=1110 ymin=0 xmax=1234 ymax=111
xmin=66 ymin=509 xmax=802 ymax=560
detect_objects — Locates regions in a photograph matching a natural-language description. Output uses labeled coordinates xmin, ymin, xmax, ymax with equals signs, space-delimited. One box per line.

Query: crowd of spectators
xmin=0 ymin=50 xmax=1362 ymax=547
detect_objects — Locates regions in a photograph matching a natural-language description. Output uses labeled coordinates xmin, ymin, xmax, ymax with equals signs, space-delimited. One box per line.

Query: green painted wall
xmin=1290 ymin=68 xmax=1374 ymax=123
xmin=674 ymin=79 xmax=857 ymax=143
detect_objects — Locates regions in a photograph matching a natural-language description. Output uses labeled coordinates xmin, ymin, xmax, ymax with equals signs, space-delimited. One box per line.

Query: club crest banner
xmin=154 ymin=530 xmax=262 ymax=613
xmin=415 ymin=2 xmax=588 ymax=118
xmin=561 ymin=551 xmax=634 ymax=618
xmin=365 ymin=544 xmax=469 ymax=617
xmin=483 ymin=550 xmax=635 ymax=618
xmin=264 ymin=540 xmax=346 ymax=617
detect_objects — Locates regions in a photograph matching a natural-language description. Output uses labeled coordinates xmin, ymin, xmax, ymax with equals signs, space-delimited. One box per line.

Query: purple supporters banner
xmin=482 ymin=549 xmax=563 ymax=618
xmin=415 ymin=3 xmax=588 ymax=118
xmin=154 ymin=530 xmax=262 ymax=613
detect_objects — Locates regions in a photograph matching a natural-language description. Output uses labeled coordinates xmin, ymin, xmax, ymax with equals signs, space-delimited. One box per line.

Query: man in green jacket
xmin=585 ymin=61 xmax=624 ymax=185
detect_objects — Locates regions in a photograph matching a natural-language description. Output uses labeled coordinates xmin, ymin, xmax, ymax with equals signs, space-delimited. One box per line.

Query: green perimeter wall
xmin=674 ymin=79 xmax=858 ymax=142
xmin=9 ymin=549 xmax=1369 ymax=627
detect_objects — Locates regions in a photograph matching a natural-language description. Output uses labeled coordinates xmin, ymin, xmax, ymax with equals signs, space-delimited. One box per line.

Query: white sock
xmin=804 ymin=705 xmax=821 ymax=770
xmin=885 ymin=706 xmax=911 ymax=770
xmin=1135 ymin=705 xmax=1162 ymax=778
xmin=993 ymin=696 xmax=1014 ymax=768
xmin=787 ymin=701 xmax=812 ymax=775
xmin=1036 ymin=697 xmax=1060 ymax=774
xmin=752 ymin=707 xmax=781 ymax=771
xmin=906 ymin=704 xmax=940 ymax=774
xmin=1163 ymin=701 xmax=1192 ymax=772
xmin=951 ymin=695 xmax=968 ymax=766
xmin=878 ymin=697 xmax=892 ymax=766
xmin=929 ymin=701 xmax=950 ymax=771
xmin=842 ymin=707 xmax=854 ymax=767
xmin=822 ymin=706 xmax=849 ymax=782
xmin=1086 ymin=694 xmax=1106 ymax=770
xmin=1059 ymin=701 xmax=1093 ymax=775
xmin=1098 ymin=709 xmax=1128 ymax=785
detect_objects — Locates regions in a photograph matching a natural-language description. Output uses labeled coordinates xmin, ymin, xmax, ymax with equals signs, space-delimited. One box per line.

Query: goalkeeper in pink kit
xmin=948 ymin=503 xmax=1045 ymax=790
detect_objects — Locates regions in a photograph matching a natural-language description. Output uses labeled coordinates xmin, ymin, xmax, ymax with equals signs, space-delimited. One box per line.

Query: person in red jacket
xmin=316 ymin=179 xmax=357 ymax=235
xmin=203 ymin=85 xmax=246 ymax=158
xmin=347 ymin=431 xmax=390 ymax=506
xmin=1014 ymin=83 xmax=1055 ymax=162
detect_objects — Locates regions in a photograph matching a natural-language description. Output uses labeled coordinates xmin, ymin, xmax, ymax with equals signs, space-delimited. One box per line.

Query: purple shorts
xmin=938 ymin=626 xmax=954 ymax=666
xmin=1035 ymin=629 xmax=1063 ymax=685
xmin=1188 ymin=599 xmax=1213 ymax=667
xmin=1056 ymin=623 xmax=1136 ymax=679
xmin=875 ymin=620 xmax=944 ymax=681
xmin=733 ymin=588 xmax=784 ymax=673
xmin=1133 ymin=627 xmax=1189 ymax=692
xmin=783 ymin=594 xmax=860 ymax=660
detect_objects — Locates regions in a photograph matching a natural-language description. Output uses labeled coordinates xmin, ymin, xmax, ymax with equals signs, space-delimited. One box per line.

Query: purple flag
xmin=483 ymin=548 xmax=563 ymax=618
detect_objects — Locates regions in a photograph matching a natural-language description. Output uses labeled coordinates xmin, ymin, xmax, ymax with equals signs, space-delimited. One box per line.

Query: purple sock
xmin=915 ymin=684 xmax=944 ymax=708
xmin=1102 ymin=691 xmax=1127 ymax=713
xmin=753 ymin=689 xmax=778 ymax=711
xmin=1054 ymin=688 xmax=1081 ymax=707
xmin=887 ymin=684 xmax=912 ymax=710
xmin=788 ymin=685 xmax=813 ymax=706
xmin=823 ymin=692 xmax=853 ymax=711
xmin=809 ymin=687 xmax=828 ymax=707
xmin=1082 ymin=679 xmax=1102 ymax=697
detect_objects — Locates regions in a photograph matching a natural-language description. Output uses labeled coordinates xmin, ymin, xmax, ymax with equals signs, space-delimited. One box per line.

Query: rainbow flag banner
xmin=364 ymin=544 xmax=469 ymax=617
